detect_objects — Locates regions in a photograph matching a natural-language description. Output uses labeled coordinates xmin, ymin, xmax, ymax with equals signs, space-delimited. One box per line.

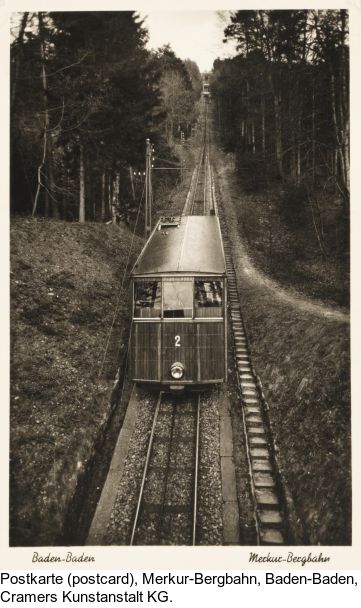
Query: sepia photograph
xmin=9 ymin=5 xmax=351 ymax=550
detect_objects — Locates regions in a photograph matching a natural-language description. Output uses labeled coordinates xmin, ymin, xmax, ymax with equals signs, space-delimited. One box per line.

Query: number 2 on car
xmin=175 ymin=335 xmax=181 ymax=347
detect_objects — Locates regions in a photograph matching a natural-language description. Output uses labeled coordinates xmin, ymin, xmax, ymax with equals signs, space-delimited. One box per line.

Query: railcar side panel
xmin=131 ymin=322 xmax=161 ymax=381
xmin=198 ymin=322 xmax=224 ymax=381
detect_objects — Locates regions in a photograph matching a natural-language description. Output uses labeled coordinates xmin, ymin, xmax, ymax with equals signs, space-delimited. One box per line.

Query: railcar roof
xmin=131 ymin=215 xmax=226 ymax=276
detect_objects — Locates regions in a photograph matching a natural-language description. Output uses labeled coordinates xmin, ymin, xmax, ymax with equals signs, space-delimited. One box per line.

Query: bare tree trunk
xmin=297 ymin=145 xmax=301 ymax=185
xmin=268 ymin=72 xmax=283 ymax=178
xmin=337 ymin=78 xmax=349 ymax=193
xmin=47 ymin=141 xmax=59 ymax=218
xmin=340 ymin=9 xmax=350 ymax=192
xmin=334 ymin=146 xmax=338 ymax=180
xmin=108 ymin=173 xmax=112 ymax=219
xmin=32 ymin=14 xmax=49 ymax=218
xmin=290 ymin=98 xmax=296 ymax=181
xmin=251 ymin=121 xmax=256 ymax=154
xmin=44 ymin=175 xmax=49 ymax=217
xmin=129 ymin=166 xmax=135 ymax=202
xmin=296 ymin=114 xmax=301 ymax=185
xmin=169 ymin=116 xmax=174 ymax=146
xmin=101 ymin=172 xmax=106 ymax=220
xmin=112 ymin=173 xmax=120 ymax=224
xmin=11 ymin=12 xmax=29 ymax=111
xmin=32 ymin=136 xmax=46 ymax=217
xmin=241 ymin=119 xmax=245 ymax=139
xmin=261 ymin=94 xmax=266 ymax=156
xmin=330 ymin=71 xmax=347 ymax=191
xmin=274 ymin=93 xmax=283 ymax=178
xmin=79 ymin=144 xmax=85 ymax=223
xmin=308 ymin=193 xmax=326 ymax=257
xmin=311 ymin=78 xmax=316 ymax=185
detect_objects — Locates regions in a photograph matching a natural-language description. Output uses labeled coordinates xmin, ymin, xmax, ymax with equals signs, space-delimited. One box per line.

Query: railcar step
xmin=246 ymin=415 xmax=263 ymax=425
xmin=252 ymin=460 xmax=273 ymax=472
xmin=247 ymin=426 xmax=266 ymax=436
xmin=250 ymin=448 xmax=269 ymax=460
xmin=254 ymin=472 xmax=275 ymax=488
xmin=255 ymin=488 xmax=280 ymax=507
xmin=249 ymin=436 xmax=268 ymax=446
xmin=259 ymin=510 xmax=283 ymax=526
xmin=260 ymin=529 xmax=284 ymax=545
xmin=243 ymin=394 xmax=258 ymax=402
xmin=245 ymin=406 xmax=261 ymax=416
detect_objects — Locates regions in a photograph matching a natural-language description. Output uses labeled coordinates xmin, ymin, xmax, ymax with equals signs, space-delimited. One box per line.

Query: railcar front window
xmin=134 ymin=281 xmax=161 ymax=318
xmin=163 ymin=280 xmax=193 ymax=318
xmin=195 ymin=280 xmax=223 ymax=318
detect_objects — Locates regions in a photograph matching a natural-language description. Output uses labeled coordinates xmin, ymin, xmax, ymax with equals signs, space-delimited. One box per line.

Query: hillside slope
xmin=10 ymin=218 xmax=143 ymax=546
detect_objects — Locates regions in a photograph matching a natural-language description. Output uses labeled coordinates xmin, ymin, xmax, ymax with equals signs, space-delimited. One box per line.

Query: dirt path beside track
xmin=216 ymin=161 xmax=349 ymax=324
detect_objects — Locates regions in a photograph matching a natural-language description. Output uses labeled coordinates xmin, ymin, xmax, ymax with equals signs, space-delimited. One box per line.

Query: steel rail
xmin=190 ymin=144 xmax=205 ymax=214
xmin=130 ymin=391 xmax=163 ymax=545
xmin=192 ymin=394 xmax=201 ymax=545
xmin=188 ymin=107 xmax=209 ymax=215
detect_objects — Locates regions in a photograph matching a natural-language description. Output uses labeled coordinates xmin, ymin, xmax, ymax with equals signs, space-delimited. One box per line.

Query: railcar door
xmin=161 ymin=279 xmax=197 ymax=383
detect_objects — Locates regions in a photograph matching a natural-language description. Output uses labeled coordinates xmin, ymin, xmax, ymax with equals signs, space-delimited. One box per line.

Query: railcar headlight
xmin=170 ymin=362 xmax=184 ymax=380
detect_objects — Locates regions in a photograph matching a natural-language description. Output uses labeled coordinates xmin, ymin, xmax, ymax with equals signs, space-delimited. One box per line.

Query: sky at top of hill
xmin=142 ymin=10 xmax=238 ymax=73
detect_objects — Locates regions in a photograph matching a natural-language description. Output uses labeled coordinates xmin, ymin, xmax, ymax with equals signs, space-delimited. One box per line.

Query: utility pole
xmin=145 ymin=138 xmax=153 ymax=238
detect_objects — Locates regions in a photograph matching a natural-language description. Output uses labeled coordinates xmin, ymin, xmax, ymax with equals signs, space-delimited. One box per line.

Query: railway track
xmin=186 ymin=109 xmax=288 ymax=544
xmin=219 ymin=211 xmax=286 ymax=544
xmin=184 ymin=107 xmax=214 ymax=216
xmin=206 ymin=144 xmax=287 ymax=545
xmin=130 ymin=392 xmax=201 ymax=545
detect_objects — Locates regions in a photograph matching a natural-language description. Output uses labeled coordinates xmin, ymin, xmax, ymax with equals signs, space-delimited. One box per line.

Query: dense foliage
xmin=10 ymin=12 xmax=202 ymax=224
xmin=212 ymin=10 xmax=349 ymax=259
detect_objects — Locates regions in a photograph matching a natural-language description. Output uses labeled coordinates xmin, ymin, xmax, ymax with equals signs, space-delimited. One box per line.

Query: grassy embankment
xmin=215 ymin=151 xmax=350 ymax=545
xmin=10 ymin=219 xmax=143 ymax=546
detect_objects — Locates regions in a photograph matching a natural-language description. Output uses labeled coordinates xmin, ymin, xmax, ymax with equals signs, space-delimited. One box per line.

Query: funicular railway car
xmin=130 ymin=215 xmax=227 ymax=390
xmin=202 ymin=82 xmax=210 ymax=103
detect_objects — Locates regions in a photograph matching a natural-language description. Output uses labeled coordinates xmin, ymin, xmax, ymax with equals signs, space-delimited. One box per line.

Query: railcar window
xmin=163 ymin=280 xmax=193 ymax=318
xmin=134 ymin=281 xmax=161 ymax=318
xmin=195 ymin=280 xmax=223 ymax=318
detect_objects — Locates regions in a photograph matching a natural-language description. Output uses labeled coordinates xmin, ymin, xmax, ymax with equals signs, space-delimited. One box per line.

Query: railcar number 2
xmin=175 ymin=335 xmax=181 ymax=347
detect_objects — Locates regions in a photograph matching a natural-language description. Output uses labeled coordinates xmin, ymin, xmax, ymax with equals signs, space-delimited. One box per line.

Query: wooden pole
xmin=145 ymin=138 xmax=152 ymax=238
xmin=79 ymin=143 xmax=85 ymax=223
xmin=129 ymin=166 xmax=136 ymax=202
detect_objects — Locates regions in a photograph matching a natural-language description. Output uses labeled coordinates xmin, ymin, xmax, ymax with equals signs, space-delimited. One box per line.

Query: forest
xmin=11 ymin=10 xmax=350 ymax=290
xmin=211 ymin=10 xmax=349 ymax=277
xmin=10 ymin=11 xmax=202 ymax=225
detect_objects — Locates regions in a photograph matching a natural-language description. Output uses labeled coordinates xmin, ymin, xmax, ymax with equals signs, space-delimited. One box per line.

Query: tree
xmin=11 ymin=12 xmax=164 ymax=223
xmin=150 ymin=45 xmax=199 ymax=144
xmin=213 ymin=10 xmax=349 ymax=256
xmin=10 ymin=13 xmax=203 ymax=225
xmin=217 ymin=9 xmax=349 ymax=192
